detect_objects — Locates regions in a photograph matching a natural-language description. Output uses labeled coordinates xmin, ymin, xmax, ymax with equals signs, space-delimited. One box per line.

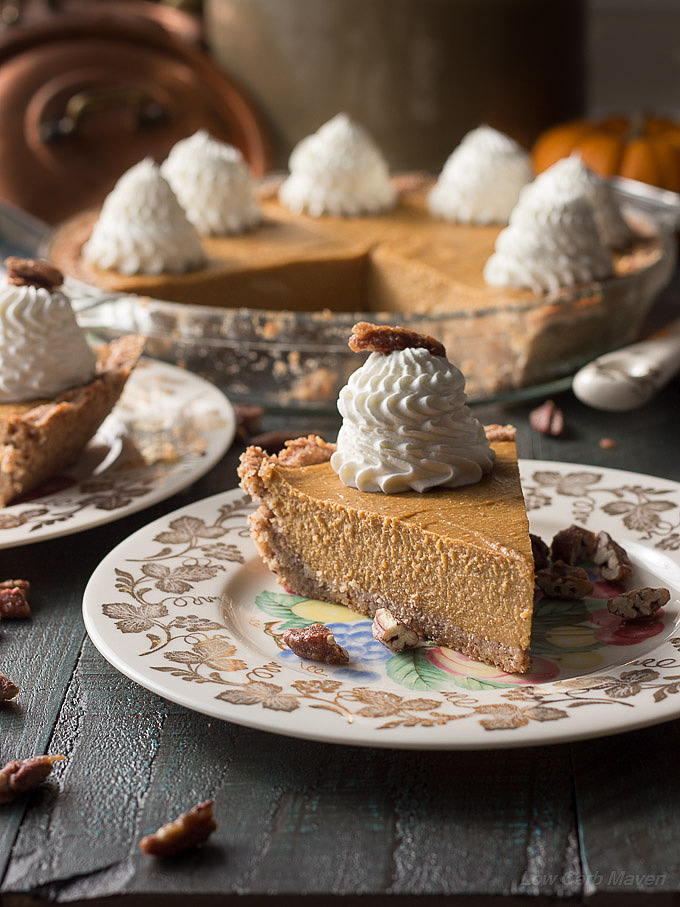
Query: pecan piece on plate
xmin=348 ymin=321 xmax=446 ymax=357
xmin=530 ymin=533 xmax=551 ymax=571
xmin=0 ymin=673 xmax=20 ymax=702
xmin=282 ymin=623 xmax=349 ymax=664
xmin=5 ymin=257 xmax=63 ymax=290
xmin=372 ymin=608 xmax=419 ymax=652
xmin=593 ymin=531 xmax=634 ymax=583
xmin=535 ymin=561 xmax=594 ymax=600
xmin=139 ymin=800 xmax=217 ymax=857
xmin=0 ymin=579 xmax=30 ymax=619
xmin=551 ymin=525 xmax=598 ymax=566
xmin=529 ymin=399 xmax=565 ymax=437
xmin=607 ymin=587 xmax=670 ymax=621
xmin=0 ymin=754 xmax=65 ymax=804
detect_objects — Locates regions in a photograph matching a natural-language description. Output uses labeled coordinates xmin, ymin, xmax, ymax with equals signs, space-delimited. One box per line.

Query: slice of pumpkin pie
xmin=0 ymin=257 xmax=143 ymax=506
xmin=239 ymin=323 xmax=535 ymax=673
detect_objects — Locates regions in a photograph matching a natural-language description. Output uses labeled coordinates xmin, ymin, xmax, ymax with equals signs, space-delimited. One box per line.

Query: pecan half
xmin=139 ymin=800 xmax=217 ymax=857
xmin=5 ymin=257 xmax=63 ymax=290
xmin=551 ymin=525 xmax=598 ymax=566
xmin=282 ymin=624 xmax=349 ymax=664
xmin=529 ymin=399 xmax=565 ymax=437
xmin=593 ymin=531 xmax=634 ymax=583
xmin=535 ymin=560 xmax=594 ymax=600
xmin=348 ymin=322 xmax=446 ymax=357
xmin=0 ymin=673 xmax=20 ymax=702
xmin=0 ymin=755 xmax=65 ymax=804
xmin=233 ymin=404 xmax=264 ymax=442
xmin=530 ymin=533 xmax=551 ymax=571
xmin=607 ymin=587 xmax=670 ymax=621
xmin=372 ymin=608 xmax=419 ymax=652
xmin=0 ymin=580 xmax=30 ymax=619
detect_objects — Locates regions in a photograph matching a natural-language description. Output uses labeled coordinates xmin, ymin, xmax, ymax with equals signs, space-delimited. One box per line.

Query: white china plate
xmin=0 ymin=359 xmax=235 ymax=548
xmin=83 ymin=461 xmax=680 ymax=749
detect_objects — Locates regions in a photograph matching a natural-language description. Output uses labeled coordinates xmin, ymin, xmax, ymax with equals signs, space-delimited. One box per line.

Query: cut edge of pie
xmin=238 ymin=428 xmax=536 ymax=674
xmin=0 ymin=334 xmax=145 ymax=507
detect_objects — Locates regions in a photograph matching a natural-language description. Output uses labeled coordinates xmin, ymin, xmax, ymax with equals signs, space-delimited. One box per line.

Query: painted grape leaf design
xmin=255 ymin=591 xmax=309 ymax=621
xmin=386 ymin=649 xmax=459 ymax=691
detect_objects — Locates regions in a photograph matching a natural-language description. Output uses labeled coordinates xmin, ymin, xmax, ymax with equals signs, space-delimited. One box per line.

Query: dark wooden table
xmin=2 ymin=323 xmax=680 ymax=906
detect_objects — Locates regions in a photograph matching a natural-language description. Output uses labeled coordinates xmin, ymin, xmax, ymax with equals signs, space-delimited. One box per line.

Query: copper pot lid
xmin=0 ymin=4 xmax=272 ymax=224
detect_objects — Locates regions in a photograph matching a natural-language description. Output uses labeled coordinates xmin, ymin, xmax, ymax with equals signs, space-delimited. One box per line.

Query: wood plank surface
xmin=1 ymin=368 xmax=680 ymax=905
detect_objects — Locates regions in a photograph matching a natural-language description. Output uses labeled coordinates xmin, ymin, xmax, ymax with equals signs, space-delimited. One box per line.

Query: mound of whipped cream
xmin=529 ymin=155 xmax=634 ymax=249
xmin=161 ymin=131 xmax=261 ymax=236
xmin=483 ymin=157 xmax=615 ymax=294
xmin=330 ymin=342 xmax=494 ymax=493
xmin=0 ymin=265 xmax=97 ymax=403
xmin=428 ymin=125 xmax=533 ymax=225
xmin=279 ymin=113 xmax=396 ymax=217
xmin=83 ymin=158 xmax=206 ymax=276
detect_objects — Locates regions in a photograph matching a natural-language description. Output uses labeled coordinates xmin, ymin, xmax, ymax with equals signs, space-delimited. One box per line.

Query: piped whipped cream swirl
xmin=428 ymin=125 xmax=533 ymax=225
xmin=279 ymin=113 xmax=396 ymax=217
xmin=483 ymin=162 xmax=614 ymax=293
xmin=0 ymin=283 xmax=97 ymax=403
xmin=161 ymin=131 xmax=262 ymax=236
xmin=531 ymin=155 xmax=633 ymax=249
xmin=330 ymin=347 xmax=494 ymax=493
xmin=83 ymin=158 xmax=206 ymax=275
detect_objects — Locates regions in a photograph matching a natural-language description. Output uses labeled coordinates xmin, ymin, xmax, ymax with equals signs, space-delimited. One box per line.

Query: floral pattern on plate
xmin=83 ymin=461 xmax=680 ymax=749
xmin=0 ymin=359 xmax=235 ymax=548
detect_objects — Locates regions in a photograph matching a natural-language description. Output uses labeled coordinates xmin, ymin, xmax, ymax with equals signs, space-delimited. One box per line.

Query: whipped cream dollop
xmin=428 ymin=125 xmax=533 ymax=225
xmin=0 ymin=282 xmax=97 ymax=403
xmin=82 ymin=158 xmax=206 ymax=275
xmin=279 ymin=113 xmax=396 ymax=217
xmin=330 ymin=346 xmax=494 ymax=493
xmin=161 ymin=131 xmax=262 ymax=236
xmin=529 ymin=155 xmax=634 ymax=249
xmin=483 ymin=162 xmax=614 ymax=294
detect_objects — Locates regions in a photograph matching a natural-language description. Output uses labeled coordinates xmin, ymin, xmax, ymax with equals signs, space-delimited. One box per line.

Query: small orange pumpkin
xmin=531 ymin=115 xmax=680 ymax=193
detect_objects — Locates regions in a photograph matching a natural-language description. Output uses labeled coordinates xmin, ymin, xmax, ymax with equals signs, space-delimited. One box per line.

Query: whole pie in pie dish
xmin=45 ymin=124 xmax=675 ymax=406
xmin=239 ymin=323 xmax=535 ymax=673
xmin=0 ymin=258 xmax=144 ymax=507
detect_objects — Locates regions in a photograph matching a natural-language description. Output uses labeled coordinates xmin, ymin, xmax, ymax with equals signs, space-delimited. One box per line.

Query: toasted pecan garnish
xmin=0 ymin=673 xmax=20 ymax=702
xmin=5 ymin=257 xmax=63 ymax=291
xmin=348 ymin=322 xmax=446 ymax=357
xmin=0 ymin=755 xmax=65 ymax=804
xmin=139 ymin=800 xmax=217 ymax=857
xmin=607 ymin=587 xmax=670 ymax=621
xmin=0 ymin=579 xmax=31 ymax=619
xmin=283 ymin=624 xmax=350 ymax=664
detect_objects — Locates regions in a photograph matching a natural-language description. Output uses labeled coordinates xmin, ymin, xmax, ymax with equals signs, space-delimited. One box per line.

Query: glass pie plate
xmin=45 ymin=179 xmax=680 ymax=412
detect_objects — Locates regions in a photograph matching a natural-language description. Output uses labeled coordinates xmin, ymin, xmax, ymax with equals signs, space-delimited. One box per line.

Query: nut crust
xmin=484 ymin=423 xmax=516 ymax=443
xmin=0 ymin=580 xmax=30 ymax=618
xmin=282 ymin=623 xmax=349 ymax=664
xmin=348 ymin=321 xmax=446 ymax=357
xmin=593 ymin=531 xmax=634 ymax=582
xmin=0 ymin=754 xmax=65 ymax=804
xmin=535 ymin=560 xmax=594 ymax=600
xmin=139 ymin=800 xmax=217 ymax=857
xmin=5 ymin=257 xmax=63 ymax=290
xmin=607 ymin=587 xmax=670 ymax=621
